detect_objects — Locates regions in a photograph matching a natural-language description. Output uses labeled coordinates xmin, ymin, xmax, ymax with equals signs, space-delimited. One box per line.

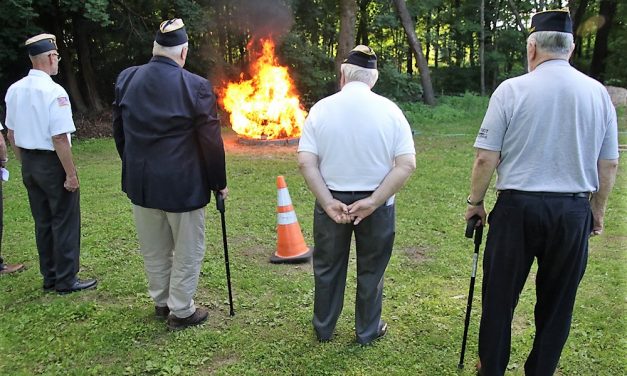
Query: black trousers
xmin=21 ymin=149 xmax=80 ymax=290
xmin=479 ymin=191 xmax=592 ymax=376
xmin=312 ymin=191 xmax=395 ymax=344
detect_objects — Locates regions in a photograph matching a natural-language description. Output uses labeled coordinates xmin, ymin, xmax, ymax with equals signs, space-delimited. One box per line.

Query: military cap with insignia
xmin=343 ymin=45 xmax=377 ymax=69
xmin=155 ymin=18 xmax=188 ymax=46
xmin=25 ymin=33 xmax=58 ymax=56
xmin=529 ymin=8 xmax=573 ymax=34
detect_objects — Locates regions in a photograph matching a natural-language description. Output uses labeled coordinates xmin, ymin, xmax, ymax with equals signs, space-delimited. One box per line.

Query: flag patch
xmin=57 ymin=97 xmax=70 ymax=106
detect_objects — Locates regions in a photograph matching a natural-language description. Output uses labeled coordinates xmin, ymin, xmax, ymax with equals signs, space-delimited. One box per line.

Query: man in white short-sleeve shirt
xmin=464 ymin=10 xmax=619 ymax=375
xmin=298 ymin=45 xmax=416 ymax=345
xmin=4 ymin=33 xmax=96 ymax=294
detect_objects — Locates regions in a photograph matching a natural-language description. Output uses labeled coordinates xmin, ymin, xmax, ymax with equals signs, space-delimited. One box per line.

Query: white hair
xmin=341 ymin=63 xmax=379 ymax=87
xmin=527 ymin=31 xmax=574 ymax=58
xmin=152 ymin=41 xmax=188 ymax=59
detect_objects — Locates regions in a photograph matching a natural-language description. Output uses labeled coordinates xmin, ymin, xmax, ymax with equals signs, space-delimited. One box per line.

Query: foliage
xmin=0 ymin=100 xmax=625 ymax=374
xmin=373 ymin=63 xmax=423 ymax=103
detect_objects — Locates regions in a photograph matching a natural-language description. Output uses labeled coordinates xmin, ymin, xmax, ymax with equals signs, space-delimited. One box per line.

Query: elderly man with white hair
xmin=298 ymin=45 xmax=416 ymax=345
xmin=113 ymin=19 xmax=228 ymax=331
xmin=4 ymin=33 xmax=96 ymax=293
xmin=464 ymin=9 xmax=619 ymax=375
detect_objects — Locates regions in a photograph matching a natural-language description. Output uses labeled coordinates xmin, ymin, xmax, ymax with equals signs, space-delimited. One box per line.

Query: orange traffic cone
xmin=270 ymin=176 xmax=313 ymax=264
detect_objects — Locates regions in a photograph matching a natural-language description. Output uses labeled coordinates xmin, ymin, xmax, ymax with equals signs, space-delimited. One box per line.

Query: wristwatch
xmin=466 ymin=196 xmax=484 ymax=206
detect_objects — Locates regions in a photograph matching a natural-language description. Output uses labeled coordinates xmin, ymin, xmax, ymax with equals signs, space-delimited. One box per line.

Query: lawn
xmin=0 ymin=97 xmax=625 ymax=375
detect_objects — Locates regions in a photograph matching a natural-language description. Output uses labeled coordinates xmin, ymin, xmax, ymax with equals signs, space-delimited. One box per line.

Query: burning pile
xmin=220 ymin=39 xmax=307 ymax=140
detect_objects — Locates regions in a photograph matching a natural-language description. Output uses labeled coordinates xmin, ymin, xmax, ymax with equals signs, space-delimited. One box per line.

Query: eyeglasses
xmin=49 ymin=53 xmax=61 ymax=62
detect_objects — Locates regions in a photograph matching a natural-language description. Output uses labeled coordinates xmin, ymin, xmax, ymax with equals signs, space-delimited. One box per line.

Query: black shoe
xmin=167 ymin=307 xmax=208 ymax=331
xmin=155 ymin=305 xmax=170 ymax=320
xmin=57 ymin=279 xmax=98 ymax=295
xmin=43 ymin=283 xmax=56 ymax=293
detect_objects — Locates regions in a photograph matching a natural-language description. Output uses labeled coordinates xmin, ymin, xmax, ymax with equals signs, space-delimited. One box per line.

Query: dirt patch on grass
xmin=207 ymin=352 xmax=240 ymax=374
xmin=400 ymin=246 xmax=432 ymax=264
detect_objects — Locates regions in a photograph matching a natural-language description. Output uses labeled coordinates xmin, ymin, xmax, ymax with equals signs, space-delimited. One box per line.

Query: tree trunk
xmin=570 ymin=0 xmax=590 ymax=59
xmin=74 ymin=16 xmax=104 ymax=113
xmin=507 ymin=0 xmax=528 ymax=72
xmin=589 ymin=0 xmax=617 ymax=81
xmin=335 ymin=0 xmax=358 ymax=89
xmin=356 ymin=0 xmax=370 ymax=46
xmin=480 ymin=0 xmax=486 ymax=95
xmin=407 ymin=45 xmax=413 ymax=75
xmin=392 ymin=0 xmax=436 ymax=105
xmin=50 ymin=16 xmax=88 ymax=113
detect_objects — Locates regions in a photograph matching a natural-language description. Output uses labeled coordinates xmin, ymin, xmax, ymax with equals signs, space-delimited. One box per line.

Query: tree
xmin=336 ymin=0 xmax=358 ymax=87
xmin=589 ymin=0 xmax=617 ymax=81
xmin=391 ymin=0 xmax=436 ymax=105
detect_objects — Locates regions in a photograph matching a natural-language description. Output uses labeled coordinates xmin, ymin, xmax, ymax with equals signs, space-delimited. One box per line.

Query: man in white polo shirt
xmin=465 ymin=9 xmax=619 ymax=375
xmin=4 ymin=33 xmax=96 ymax=294
xmin=298 ymin=45 xmax=416 ymax=345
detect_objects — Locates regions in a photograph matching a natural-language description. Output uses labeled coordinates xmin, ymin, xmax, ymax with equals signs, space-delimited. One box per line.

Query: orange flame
xmin=220 ymin=39 xmax=307 ymax=139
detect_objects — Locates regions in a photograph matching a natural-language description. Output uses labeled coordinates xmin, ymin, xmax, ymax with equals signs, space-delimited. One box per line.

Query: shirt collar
xmin=535 ymin=59 xmax=571 ymax=70
xmin=342 ymin=81 xmax=371 ymax=91
xmin=28 ymin=69 xmax=52 ymax=80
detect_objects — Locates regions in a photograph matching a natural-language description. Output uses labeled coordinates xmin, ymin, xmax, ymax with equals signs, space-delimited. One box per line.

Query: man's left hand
xmin=347 ymin=197 xmax=378 ymax=225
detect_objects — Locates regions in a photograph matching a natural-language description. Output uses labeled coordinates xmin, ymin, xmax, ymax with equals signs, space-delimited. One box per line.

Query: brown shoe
xmin=167 ymin=307 xmax=208 ymax=331
xmin=155 ymin=305 xmax=170 ymax=320
xmin=0 ymin=263 xmax=25 ymax=275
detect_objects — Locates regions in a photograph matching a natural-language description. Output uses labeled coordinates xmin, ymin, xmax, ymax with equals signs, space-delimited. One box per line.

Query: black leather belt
xmin=329 ymin=190 xmax=374 ymax=195
xmin=20 ymin=148 xmax=55 ymax=155
xmin=498 ymin=190 xmax=590 ymax=198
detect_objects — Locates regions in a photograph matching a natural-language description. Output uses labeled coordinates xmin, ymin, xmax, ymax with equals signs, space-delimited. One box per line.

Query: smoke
xmin=229 ymin=0 xmax=294 ymax=40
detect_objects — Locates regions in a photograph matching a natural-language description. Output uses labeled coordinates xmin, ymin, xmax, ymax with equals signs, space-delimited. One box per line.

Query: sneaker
xmin=167 ymin=307 xmax=208 ymax=331
xmin=155 ymin=305 xmax=170 ymax=320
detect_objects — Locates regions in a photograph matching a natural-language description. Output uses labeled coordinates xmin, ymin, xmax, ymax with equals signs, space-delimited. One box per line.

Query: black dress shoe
xmin=57 ymin=279 xmax=98 ymax=295
xmin=155 ymin=305 xmax=170 ymax=320
xmin=43 ymin=283 xmax=56 ymax=293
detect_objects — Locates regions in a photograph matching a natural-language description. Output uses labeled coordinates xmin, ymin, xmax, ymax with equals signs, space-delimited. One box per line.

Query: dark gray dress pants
xmin=21 ymin=149 xmax=80 ymax=290
xmin=312 ymin=191 xmax=395 ymax=344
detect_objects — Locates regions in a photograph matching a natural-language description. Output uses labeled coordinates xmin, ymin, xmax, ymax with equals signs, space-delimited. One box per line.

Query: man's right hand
xmin=323 ymin=199 xmax=352 ymax=224
xmin=64 ymin=174 xmax=79 ymax=192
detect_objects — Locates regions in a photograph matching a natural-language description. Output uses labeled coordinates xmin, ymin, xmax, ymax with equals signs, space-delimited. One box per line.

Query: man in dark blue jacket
xmin=113 ymin=18 xmax=228 ymax=330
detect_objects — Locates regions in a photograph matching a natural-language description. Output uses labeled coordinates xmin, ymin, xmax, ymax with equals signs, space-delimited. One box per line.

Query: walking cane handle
xmin=465 ymin=215 xmax=481 ymax=238
xmin=214 ymin=191 xmax=225 ymax=213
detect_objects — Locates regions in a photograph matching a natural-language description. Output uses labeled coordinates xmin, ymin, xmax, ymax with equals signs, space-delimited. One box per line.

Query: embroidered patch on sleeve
xmin=477 ymin=128 xmax=489 ymax=139
xmin=57 ymin=97 xmax=70 ymax=106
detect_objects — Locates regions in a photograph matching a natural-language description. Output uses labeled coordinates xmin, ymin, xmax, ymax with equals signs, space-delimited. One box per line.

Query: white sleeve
xmin=297 ymin=104 xmax=318 ymax=155
xmin=394 ymin=106 xmax=415 ymax=156
xmin=49 ymin=86 xmax=76 ymax=136
xmin=473 ymin=84 xmax=509 ymax=151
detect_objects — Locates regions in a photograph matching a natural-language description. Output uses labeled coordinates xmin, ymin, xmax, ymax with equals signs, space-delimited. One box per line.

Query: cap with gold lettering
xmin=155 ymin=18 xmax=188 ymax=47
xmin=343 ymin=45 xmax=377 ymax=69
xmin=25 ymin=33 xmax=58 ymax=56
xmin=529 ymin=9 xmax=573 ymax=34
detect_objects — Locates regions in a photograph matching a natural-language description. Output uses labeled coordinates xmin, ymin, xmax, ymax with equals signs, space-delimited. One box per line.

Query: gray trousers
xmin=132 ymin=205 xmax=206 ymax=318
xmin=312 ymin=191 xmax=395 ymax=343
xmin=21 ymin=149 xmax=80 ymax=289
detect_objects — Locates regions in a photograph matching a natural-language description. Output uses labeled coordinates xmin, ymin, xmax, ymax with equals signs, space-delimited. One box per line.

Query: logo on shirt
xmin=57 ymin=97 xmax=70 ymax=107
xmin=477 ymin=128 xmax=489 ymax=139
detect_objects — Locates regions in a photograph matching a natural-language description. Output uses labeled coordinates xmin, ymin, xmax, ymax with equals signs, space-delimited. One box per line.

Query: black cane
xmin=458 ymin=215 xmax=483 ymax=369
xmin=215 ymin=191 xmax=235 ymax=316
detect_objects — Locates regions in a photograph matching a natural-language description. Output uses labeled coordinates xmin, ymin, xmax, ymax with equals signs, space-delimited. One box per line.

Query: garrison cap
xmin=25 ymin=33 xmax=58 ymax=56
xmin=343 ymin=45 xmax=377 ymax=69
xmin=155 ymin=18 xmax=188 ymax=47
xmin=530 ymin=9 xmax=573 ymax=34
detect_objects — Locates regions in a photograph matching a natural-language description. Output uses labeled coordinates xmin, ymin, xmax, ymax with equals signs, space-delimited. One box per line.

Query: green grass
xmin=0 ymin=98 xmax=625 ymax=375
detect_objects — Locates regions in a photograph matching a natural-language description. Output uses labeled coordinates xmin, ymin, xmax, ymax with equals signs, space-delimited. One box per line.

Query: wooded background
xmin=0 ymin=0 xmax=625 ymax=113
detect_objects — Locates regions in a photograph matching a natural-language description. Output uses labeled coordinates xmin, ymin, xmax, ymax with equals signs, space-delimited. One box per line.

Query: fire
xmin=220 ymin=39 xmax=307 ymax=139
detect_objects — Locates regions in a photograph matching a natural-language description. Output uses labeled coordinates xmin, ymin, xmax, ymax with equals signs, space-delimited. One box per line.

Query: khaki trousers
xmin=133 ymin=205 xmax=206 ymax=318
